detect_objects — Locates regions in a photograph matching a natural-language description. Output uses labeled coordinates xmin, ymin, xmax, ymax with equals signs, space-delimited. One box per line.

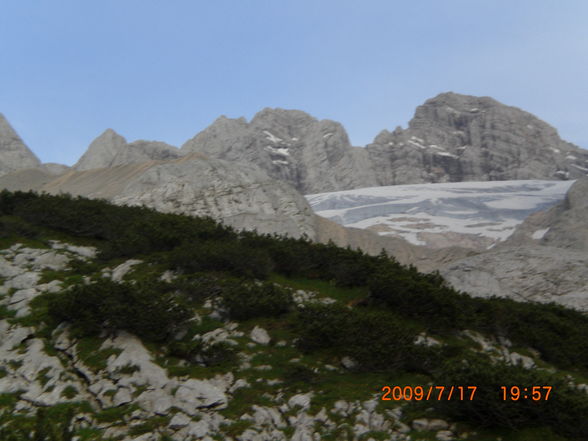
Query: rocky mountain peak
xmin=366 ymin=92 xmax=588 ymax=185
xmin=0 ymin=113 xmax=42 ymax=176
xmin=182 ymin=108 xmax=370 ymax=194
xmin=250 ymin=107 xmax=318 ymax=130
xmin=73 ymin=129 xmax=127 ymax=171
xmin=74 ymin=129 xmax=180 ymax=171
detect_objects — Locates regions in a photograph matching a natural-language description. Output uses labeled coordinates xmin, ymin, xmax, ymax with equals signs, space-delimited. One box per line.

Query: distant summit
xmin=2 ymin=91 xmax=587 ymax=190
xmin=0 ymin=113 xmax=41 ymax=176
xmin=181 ymin=108 xmax=373 ymax=194
xmin=366 ymin=92 xmax=588 ymax=186
xmin=181 ymin=93 xmax=588 ymax=193
xmin=73 ymin=129 xmax=181 ymax=171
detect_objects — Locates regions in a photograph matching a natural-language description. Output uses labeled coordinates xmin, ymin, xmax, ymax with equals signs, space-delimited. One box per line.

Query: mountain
xmin=181 ymin=93 xmax=588 ymax=194
xmin=44 ymin=154 xmax=316 ymax=239
xmin=439 ymin=178 xmax=588 ymax=311
xmin=307 ymin=179 xmax=574 ymax=250
xmin=181 ymin=109 xmax=375 ymax=194
xmin=73 ymin=128 xmax=181 ymax=171
xmin=366 ymin=92 xmax=588 ymax=186
xmin=0 ymin=191 xmax=587 ymax=441
xmin=0 ymin=113 xmax=42 ymax=176
xmin=504 ymin=176 xmax=588 ymax=251
xmin=308 ymin=179 xmax=588 ymax=310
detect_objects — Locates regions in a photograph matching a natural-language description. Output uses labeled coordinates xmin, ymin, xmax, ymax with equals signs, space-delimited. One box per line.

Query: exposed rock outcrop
xmin=0 ymin=113 xmax=42 ymax=177
xmin=440 ymin=178 xmax=588 ymax=310
xmin=366 ymin=92 xmax=588 ymax=185
xmin=0 ymin=168 xmax=57 ymax=192
xmin=183 ymin=93 xmax=588 ymax=193
xmin=181 ymin=109 xmax=375 ymax=194
xmin=73 ymin=129 xmax=181 ymax=171
xmin=41 ymin=163 xmax=71 ymax=175
xmin=505 ymin=177 xmax=588 ymax=251
xmin=314 ymin=216 xmax=475 ymax=273
xmin=42 ymin=154 xmax=317 ymax=239
xmin=440 ymin=245 xmax=588 ymax=311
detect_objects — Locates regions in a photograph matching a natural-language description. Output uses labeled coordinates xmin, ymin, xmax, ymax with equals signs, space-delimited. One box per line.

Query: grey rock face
xmin=41 ymin=155 xmax=317 ymax=239
xmin=441 ymin=179 xmax=588 ymax=310
xmin=112 ymin=155 xmax=317 ymax=239
xmin=181 ymin=109 xmax=376 ymax=194
xmin=74 ymin=129 xmax=181 ymax=171
xmin=505 ymin=177 xmax=588 ymax=251
xmin=181 ymin=94 xmax=588 ymax=194
xmin=0 ymin=168 xmax=57 ymax=192
xmin=0 ymin=113 xmax=41 ymax=176
xmin=366 ymin=92 xmax=588 ymax=185
xmin=440 ymin=245 xmax=588 ymax=311
xmin=41 ymin=163 xmax=70 ymax=175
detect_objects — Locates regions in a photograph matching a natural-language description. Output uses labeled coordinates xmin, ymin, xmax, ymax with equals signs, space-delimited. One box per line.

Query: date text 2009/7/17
xmin=381 ymin=386 xmax=477 ymax=401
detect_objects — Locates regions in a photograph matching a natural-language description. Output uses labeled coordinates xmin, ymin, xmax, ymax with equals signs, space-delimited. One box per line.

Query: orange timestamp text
xmin=381 ymin=385 xmax=478 ymax=401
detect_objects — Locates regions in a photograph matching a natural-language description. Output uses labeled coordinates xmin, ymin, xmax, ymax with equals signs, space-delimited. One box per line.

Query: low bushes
xmin=295 ymin=303 xmax=422 ymax=372
xmin=219 ymin=280 xmax=294 ymax=320
xmin=48 ymin=279 xmax=191 ymax=342
xmin=168 ymin=241 xmax=272 ymax=279
xmin=430 ymin=354 xmax=588 ymax=440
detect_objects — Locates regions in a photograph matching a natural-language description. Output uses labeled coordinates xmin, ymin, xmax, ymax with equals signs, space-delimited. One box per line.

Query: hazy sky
xmin=1 ymin=1 xmax=587 ymax=165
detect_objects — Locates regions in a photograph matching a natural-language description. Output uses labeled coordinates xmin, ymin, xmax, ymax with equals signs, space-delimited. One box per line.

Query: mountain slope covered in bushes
xmin=0 ymin=190 xmax=587 ymax=440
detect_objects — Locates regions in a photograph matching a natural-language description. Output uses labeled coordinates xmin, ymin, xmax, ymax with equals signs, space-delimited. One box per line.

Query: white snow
xmin=323 ymin=133 xmax=333 ymax=139
xmin=272 ymin=159 xmax=289 ymax=166
xmin=408 ymin=139 xmax=426 ymax=149
xmin=264 ymin=146 xmax=290 ymax=157
xmin=306 ymin=180 xmax=574 ymax=249
xmin=263 ymin=130 xmax=283 ymax=144
xmin=550 ymin=147 xmax=561 ymax=154
xmin=532 ymin=228 xmax=550 ymax=240
xmin=291 ymin=137 xmax=299 ymax=141
xmin=434 ymin=151 xmax=458 ymax=158
xmin=566 ymin=155 xmax=578 ymax=161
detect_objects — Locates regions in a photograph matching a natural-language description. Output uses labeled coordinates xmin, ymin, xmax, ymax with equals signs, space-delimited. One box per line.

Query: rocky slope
xmin=41 ymin=154 xmax=317 ymax=239
xmin=73 ymin=129 xmax=181 ymax=171
xmin=181 ymin=110 xmax=375 ymax=194
xmin=1 ymin=235 xmax=584 ymax=440
xmin=504 ymin=177 xmax=588 ymax=251
xmin=439 ymin=178 xmax=588 ymax=310
xmin=3 ymin=92 xmax=588 ymax=191
xmin=182 ymin=93 xmax=588 ymax=194
xmin=0 ymin=194 xmax=588 ymax=441
xmin=366 ymin=93 xmax=588 ymax=186
xmin=0 ymin=113 xmax=42 ymax=177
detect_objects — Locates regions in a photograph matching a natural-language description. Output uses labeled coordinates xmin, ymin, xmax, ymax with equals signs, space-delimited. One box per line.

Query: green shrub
xmin=0 ymin=406 xmax=75 ymax=441
xmin=48 ymin=279 xmax=191 ymax=342
xmin=429 ymin=354 xmax=588 ymax=440
xmin=168 ymin=240 xmax=272 ymax=279
xmin=296 ymin=304 xmax=421 ymax=372
xmin=220 ymin=280 xmax=294 ymax=320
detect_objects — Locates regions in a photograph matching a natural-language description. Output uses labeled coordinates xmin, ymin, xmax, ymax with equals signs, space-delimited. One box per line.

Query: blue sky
xmin=1 ymin=0 xmax=587 ymax=165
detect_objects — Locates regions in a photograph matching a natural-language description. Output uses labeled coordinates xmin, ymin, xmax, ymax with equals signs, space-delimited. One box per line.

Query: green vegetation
xmin=428 ymin=354 xmax=588 ymax=440
xmin=219 ymin=279 xmax=294 ymax=320
xmin=47 ymin=278 xmax=191 ymax=342
xmin=0 ymin=407 xmax=74 ymax=441
xmin=1 ymin=190 xmax=588 ymax=440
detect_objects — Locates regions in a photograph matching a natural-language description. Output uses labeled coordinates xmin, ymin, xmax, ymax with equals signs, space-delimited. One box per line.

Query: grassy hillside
xmin=0 ymin=190 xmax=587 ymax=440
